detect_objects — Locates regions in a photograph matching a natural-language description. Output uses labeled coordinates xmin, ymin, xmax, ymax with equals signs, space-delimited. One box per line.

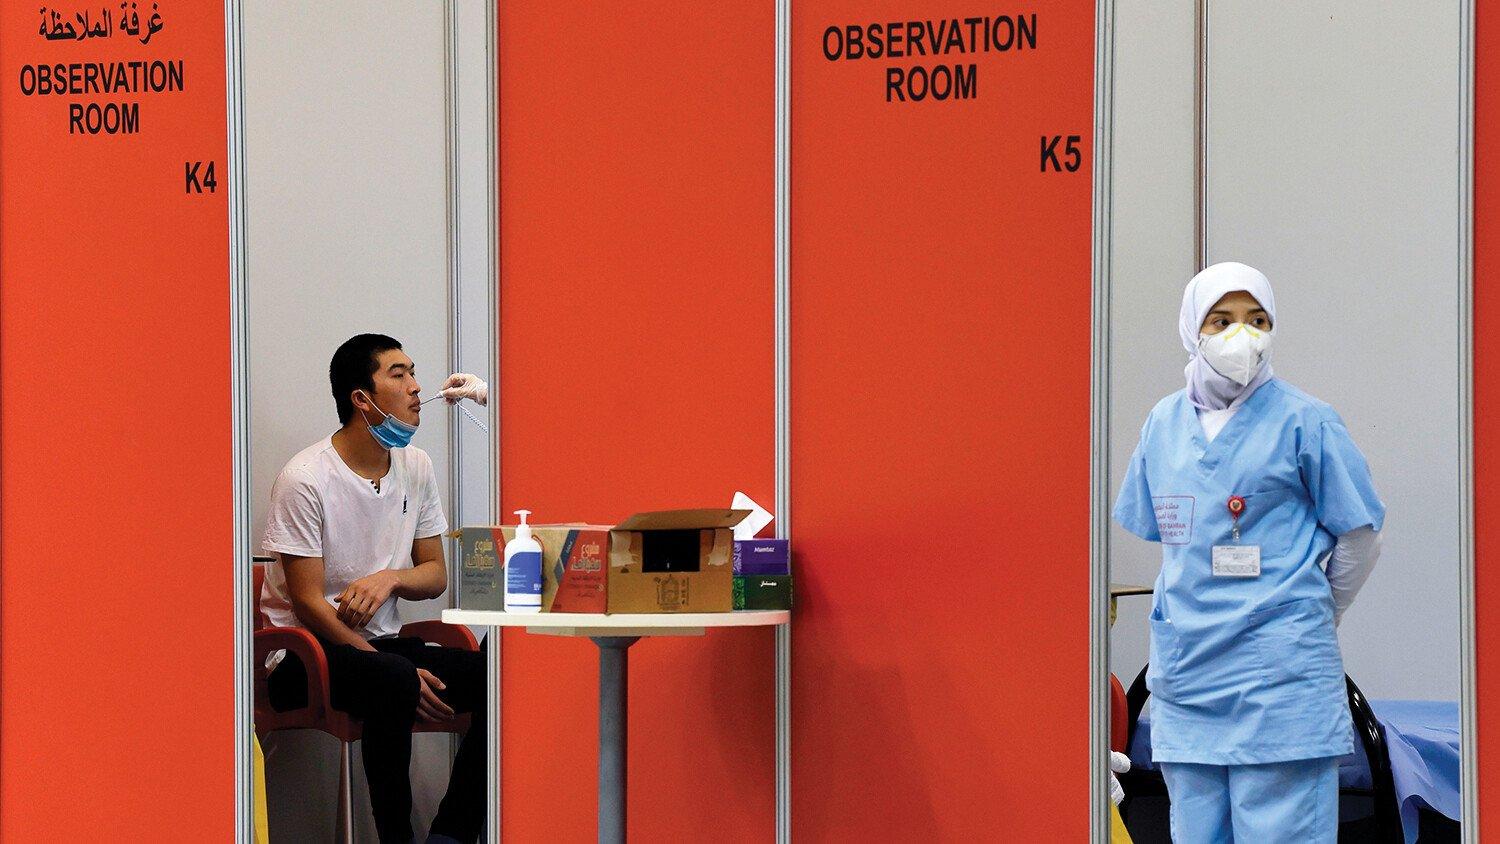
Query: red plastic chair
xmin=252 ymin=563 xmax=478 ymax=842
xmin=1109 ymin=673 xmax=1129 ymax=754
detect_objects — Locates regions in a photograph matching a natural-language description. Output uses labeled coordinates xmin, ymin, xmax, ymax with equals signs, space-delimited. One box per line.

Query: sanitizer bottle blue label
xmin=506 ymin=551 xmax=542 ymax=604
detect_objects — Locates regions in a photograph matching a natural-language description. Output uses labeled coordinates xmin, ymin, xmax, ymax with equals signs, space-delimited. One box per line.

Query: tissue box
xmin=459 ymin=525 xmax=610 ymax=612
xmin=607 ymin=509 xmax=746 ymax=613
xmin=733 ymin=575 xmax=793 ymax=610
xmin=732 ymin=539 xmax=790 ymax=575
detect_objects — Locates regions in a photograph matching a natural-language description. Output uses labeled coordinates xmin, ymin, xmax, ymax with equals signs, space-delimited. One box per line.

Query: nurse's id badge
xmin=1212 ymin=495 xmax=1261 ymax=577
xmin=1212 ymin=544 xmax=1261 ymax=577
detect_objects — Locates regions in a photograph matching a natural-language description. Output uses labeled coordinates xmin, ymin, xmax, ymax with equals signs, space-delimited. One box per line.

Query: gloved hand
xmin=1109 ymin=751 xmax=1131 ymax=806
xmin=440 ymin=372 xmax=488 ymax=406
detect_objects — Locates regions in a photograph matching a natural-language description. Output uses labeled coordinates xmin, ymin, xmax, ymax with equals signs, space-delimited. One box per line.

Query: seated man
xmin=261 ymin=333 xmax=488 ymax=844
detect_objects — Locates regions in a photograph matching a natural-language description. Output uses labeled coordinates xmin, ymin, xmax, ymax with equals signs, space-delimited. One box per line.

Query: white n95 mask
xmin=1198 ymin=323 xmax=1272 ymax=386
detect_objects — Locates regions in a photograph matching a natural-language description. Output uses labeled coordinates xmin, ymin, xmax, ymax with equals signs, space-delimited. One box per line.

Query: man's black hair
xmin=330 ymin=333 xmax=403 ymax=425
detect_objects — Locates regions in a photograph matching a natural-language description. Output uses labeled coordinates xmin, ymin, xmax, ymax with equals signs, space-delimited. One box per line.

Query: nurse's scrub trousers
xmin=1160 ymin=757 xmax=1339 ymax=843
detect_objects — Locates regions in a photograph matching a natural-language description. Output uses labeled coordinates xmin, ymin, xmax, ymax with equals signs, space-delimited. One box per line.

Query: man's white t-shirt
xmin=260 ymin=437 xmax=447 ymax=639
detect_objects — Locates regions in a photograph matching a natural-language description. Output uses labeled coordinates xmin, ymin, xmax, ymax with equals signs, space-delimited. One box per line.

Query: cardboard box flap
xmin=615 ymin=508 xmax=750 ymax=531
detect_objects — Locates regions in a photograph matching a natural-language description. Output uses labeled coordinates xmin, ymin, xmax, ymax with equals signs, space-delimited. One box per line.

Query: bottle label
xmin=506 ymin=550 xmax=543 ymax=599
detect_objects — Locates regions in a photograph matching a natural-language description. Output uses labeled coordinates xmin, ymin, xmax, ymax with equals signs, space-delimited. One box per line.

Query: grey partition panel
xmin=243 ymin=1 xmax=453 ymax=839
xmin=1106 ymin=2 xmax=1464 ymax=703
xmin=1203 ymin=1 xmax=1462 ymax=700
xmin=1105 ymin=0 xmax=1200 ymax=689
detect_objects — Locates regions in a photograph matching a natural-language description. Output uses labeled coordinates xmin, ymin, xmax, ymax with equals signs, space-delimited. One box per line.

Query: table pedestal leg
xmin=593 ymin=636 xmax=639 ymax=844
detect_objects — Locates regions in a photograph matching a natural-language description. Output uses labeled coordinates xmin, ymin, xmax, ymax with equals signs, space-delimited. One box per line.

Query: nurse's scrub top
xmin=1113 ymin=378 xmax=1386 ymax=765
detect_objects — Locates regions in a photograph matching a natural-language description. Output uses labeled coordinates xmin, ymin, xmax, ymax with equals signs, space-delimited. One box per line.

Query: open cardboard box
xmin=607 ymin=509 xmax=748 ymax=613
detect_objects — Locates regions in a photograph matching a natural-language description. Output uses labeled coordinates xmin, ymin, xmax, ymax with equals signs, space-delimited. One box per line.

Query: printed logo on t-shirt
xmin=1151 ymin=495 xmax=1194 ymax=546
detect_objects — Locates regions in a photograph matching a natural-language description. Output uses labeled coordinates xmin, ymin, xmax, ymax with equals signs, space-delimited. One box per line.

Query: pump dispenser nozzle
xmin=514 ymin=509 xmax=533 ymax=541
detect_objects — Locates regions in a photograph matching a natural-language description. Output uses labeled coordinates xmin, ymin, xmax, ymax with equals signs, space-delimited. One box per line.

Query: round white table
xmin=443 ymin=609 xmax=790 ymax=843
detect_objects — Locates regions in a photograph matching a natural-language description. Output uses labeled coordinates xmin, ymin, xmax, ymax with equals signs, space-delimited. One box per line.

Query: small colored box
xmin=732 ymin=539 xmax=790 ymax=575
xmin=733 ymin=575 xmax=793 ymax=610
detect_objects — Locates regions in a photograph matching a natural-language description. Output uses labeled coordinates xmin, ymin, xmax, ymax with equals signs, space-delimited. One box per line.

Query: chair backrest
xmin=1109 ymin=673 xmax=1129 ymax=754
xmin=252 ymin=564 xmax=268 ymax=631
xmin=1346 ymin=676 xmax=1403 ymax=842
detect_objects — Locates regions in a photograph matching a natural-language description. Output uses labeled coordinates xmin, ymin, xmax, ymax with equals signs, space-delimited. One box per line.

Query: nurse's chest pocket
xmin=1235 ymin=485 xmax=1299 ymax=558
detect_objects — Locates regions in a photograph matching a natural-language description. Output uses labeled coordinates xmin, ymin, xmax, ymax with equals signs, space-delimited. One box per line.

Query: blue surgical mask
xmin=356 ymin=390 xmax=418 ymax=449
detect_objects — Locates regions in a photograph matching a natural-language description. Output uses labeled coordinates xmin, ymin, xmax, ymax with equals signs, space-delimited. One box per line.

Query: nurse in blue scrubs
xmin=1114 ymin=262 xmax=1386 ymax=843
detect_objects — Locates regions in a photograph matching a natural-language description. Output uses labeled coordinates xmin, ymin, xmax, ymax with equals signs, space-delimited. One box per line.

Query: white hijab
xmin=1180 ymin=262 xmax=1277 ymax=411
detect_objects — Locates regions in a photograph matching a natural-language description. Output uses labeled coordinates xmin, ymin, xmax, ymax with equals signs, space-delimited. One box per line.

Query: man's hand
xmin=416 ymin=669 xmax=456 ymax=722
xmin=335 ymin=570 xmax=400 ymax=629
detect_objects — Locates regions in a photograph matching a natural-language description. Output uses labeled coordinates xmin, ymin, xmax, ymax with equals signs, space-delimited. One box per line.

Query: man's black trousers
xmin=269 ymin=634 xmax=487 ymax=844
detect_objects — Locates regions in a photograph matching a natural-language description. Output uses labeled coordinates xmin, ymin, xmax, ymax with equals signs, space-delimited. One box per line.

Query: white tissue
xmin=731 ymin=491 xmax=774 ymax=540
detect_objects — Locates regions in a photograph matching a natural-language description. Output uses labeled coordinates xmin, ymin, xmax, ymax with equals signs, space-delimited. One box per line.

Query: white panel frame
xmin=226 ymin=0 xmax=252 ymax=838
xmin=775 ymin=0 xmax=792 ymax=840
xmin=1458 ymin=0 xmax=1477 ymax=835
xmin=1089 ymin=0 xmax=1116 ymax=840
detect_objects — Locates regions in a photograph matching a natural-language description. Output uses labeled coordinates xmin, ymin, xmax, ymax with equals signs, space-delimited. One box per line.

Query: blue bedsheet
xmin=1128 ymin=699 xmax=1459 ymax=843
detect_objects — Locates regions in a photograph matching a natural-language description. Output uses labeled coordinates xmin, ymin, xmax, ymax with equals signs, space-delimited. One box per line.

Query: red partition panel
xmin=790 ymin=3 xmax=1094 ymax=837
xmin=1475 ymin=0 xmax=1498 ymax=825
xmin=497 ymin=1 xmax=775 ymax=840
xmin=0 ymin=3 xmax=233 ymax=838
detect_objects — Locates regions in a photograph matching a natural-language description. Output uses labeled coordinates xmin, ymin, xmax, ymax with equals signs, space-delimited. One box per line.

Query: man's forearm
xmin=392 ymin=559 xmax=448 ymax=601
xmin=292 ymin=597 xmax=374 ymax=651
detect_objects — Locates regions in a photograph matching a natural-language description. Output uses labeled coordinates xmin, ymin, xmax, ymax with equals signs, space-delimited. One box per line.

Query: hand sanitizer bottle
xmin=504 ymin=509 xmax=542 ymax=613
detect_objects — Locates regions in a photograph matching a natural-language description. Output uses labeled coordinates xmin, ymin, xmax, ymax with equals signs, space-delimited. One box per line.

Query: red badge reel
xmin=1227 ymin=495 xmax=1246 ymax=542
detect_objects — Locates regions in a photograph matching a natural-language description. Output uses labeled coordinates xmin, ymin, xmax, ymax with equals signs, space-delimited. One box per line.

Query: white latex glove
xmin=440 ymin=372 xmax=488 ymax=406
xmin=1109 ymin=751 xmax=1131 ymax=805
